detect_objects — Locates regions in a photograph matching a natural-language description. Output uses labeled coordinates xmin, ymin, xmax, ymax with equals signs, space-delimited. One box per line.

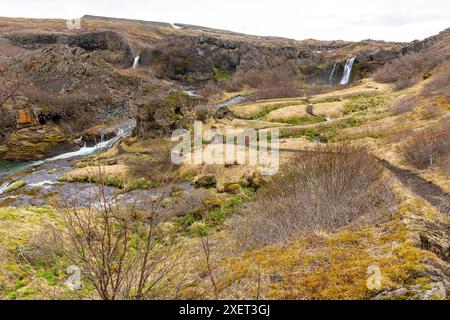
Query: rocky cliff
xmin=0 ymin=16 xmax=448 ymax=161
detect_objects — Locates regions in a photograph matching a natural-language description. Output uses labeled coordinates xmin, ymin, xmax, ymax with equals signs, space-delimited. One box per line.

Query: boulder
xmin=3 ymin=180 xmax=27 ymax=193
xmin=194 ymin=174 xmax=217 ymax=189
xmin=134 ymin=91 xmax=206 ymax=138
xmin=4 ymin=125 xmax=74 ymax=161
xmin=224 ymin=182 xmax=241 ymax=194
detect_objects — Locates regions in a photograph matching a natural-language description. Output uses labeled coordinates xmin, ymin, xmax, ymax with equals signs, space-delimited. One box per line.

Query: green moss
xmin=224 ymin=195 xmax=244 ymax=211
xmin=4 ymin=180 xmax=27 ymax=193
xmin=60 ymin=175 xmax=124 ymax=189
xmin=182 ymin=170 xmax=198 ymax=183
xmin=277 ymin=116 xmax=327 ymax=126
xmin=344 ymin=94 xmax=388 ymax=114
xmin=281 ymin=117 xmax=366 ymax=142
xmin=123 ymin=177 xmax=157 ymax=193
xmin=212 ymin=67 xmax=231 ymax=81
xmin=313 ymin=96 xmax=342 ymax=104
xmin=36 ymin=267 xmax=62 ymax=286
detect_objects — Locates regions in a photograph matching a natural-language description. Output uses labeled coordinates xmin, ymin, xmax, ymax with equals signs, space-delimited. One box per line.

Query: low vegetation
xmin=374 ymin=45 xmax=450 ymax=90
xmin=233 ymin=144 xmax=397 ymax=249
xmin=402 ymin=121 xmax=450 ymax=169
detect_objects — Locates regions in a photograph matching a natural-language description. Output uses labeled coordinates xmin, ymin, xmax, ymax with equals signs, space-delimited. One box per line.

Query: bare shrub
xmin=419 ymin=104 xmax=442 ymax=120
xmin=0 ymin=62 xmax=28 ymax=107
xmin=234 ymin=144 xmax=396 ymax=249
xmin=55 ymin=169 xmax=184 ymax=300
xmin=198 ymin=80 xmax=224 ymax=102
xmin=402 ymin=121 xmax=450 ymax=169
xmin=422 ymin=65 xmax=450 ymax=99
xmin=374 ymin=45 xmax=450 ymax=90
xmin=225 ymin=69 xmax=267 ymax=90
xmin=390 ymin=96 xmax=417 ymax=115
xmin=14 ymin=223 xmax=64 ymax=269
xmin=220 ymin=68 xmax=301 ymax=98
xmin=128 ymin=140 xmax=174 ymax=185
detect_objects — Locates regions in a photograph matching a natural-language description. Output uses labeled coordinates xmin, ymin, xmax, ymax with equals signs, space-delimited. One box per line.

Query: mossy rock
xmin=0 ymin=145 xmax=8 ymax=155
xmin=202 ymin=195 xmax=223 ymax=208
xmin=224 ymin=182 xmax=241 ymax=195
xmin=123 ymin=177 xmax=156 ymax=193
xmin=194 ymin=174 xmax=217 ymax=189
xmin=4 ymin=180 xmax=27 ymax=193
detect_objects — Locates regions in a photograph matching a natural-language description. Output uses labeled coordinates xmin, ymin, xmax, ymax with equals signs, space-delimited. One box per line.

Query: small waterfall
xmin=340 ymin=57 xmax=356 ymax=85
xmin=329 ymin=62 xmax=338 ymax=85
xmin=132 ymin=56 xmax=140 ymax=69
xmin=0 ymin=181 xmax=11 ymax=195
xmin=47 ymin=121 xmax=136 ymax=162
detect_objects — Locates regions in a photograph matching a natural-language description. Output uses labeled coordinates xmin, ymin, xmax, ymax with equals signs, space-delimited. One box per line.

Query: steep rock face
xmin=0 ymin=45 xmax=139 ymax=160
xmin=139 ymin=34 xmax=410 ymax=83
xmin=5 ymin=31 xmax=134 ymax=67
xmin=0 ymin=107 xmax=16 ymax=145
xmin=401 ymin=28 xmax=450 ymax=55
xmin=139 ymin=35 xmax=315 ymax=81
xmin=134 ymin=92 xmax=206 ymax=138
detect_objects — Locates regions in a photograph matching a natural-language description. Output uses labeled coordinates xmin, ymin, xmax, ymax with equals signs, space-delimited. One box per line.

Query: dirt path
xmin=277 ymin=147 xmax=450 ymax=215
xmin=378 ymin=159 xmax=450 ymax=215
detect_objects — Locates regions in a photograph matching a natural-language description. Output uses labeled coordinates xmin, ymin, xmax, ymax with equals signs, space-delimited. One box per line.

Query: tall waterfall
xmin=329 ymin=62 xmax=338 ymax=85
xmin=340 ymin=57 xmax=356 ymax=85
xmin=132 ymin=56 xmax=140 ymax=69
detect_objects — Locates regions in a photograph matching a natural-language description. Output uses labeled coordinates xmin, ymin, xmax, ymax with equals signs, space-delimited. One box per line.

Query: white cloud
xmin=0 ymin=0 xmax=448 ymax=41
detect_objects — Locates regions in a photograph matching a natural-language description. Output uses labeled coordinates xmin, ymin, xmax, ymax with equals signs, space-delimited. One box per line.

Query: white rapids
xmin=47 ymin=122 xmax=135 ymax=162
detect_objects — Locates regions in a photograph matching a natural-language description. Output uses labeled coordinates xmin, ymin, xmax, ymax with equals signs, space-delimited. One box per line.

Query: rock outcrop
xmin=134 ymin=92 xmax=206 ymax=138
xmin=4 ymin=124 xmax=74 ymax=161
xmin=5 ymin=31 xmax=134 ymax=67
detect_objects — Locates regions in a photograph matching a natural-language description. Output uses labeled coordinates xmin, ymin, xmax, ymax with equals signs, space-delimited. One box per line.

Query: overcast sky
xmin=0 ymin=0 xmax=449 ymax=41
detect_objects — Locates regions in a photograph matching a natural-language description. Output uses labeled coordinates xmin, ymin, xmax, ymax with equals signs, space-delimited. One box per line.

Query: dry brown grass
xmin=389 ymin=96 xmax=418 ymax=115
xmin=234 ymin=143 xmax=396 ymax=249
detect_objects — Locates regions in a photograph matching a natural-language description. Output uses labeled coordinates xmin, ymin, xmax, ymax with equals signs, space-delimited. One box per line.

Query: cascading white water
xmin=329 ymin=62 xmax=338 ymax=85
xmin=47 ymin=121 xmax=135 ymax=162
xmin=132 ymin=56 xmax=140 ymax=69
xmin=340 ymin=57 xmax=356 ymax=85
xmin=0 ymin=181 xmax=11 ymax=195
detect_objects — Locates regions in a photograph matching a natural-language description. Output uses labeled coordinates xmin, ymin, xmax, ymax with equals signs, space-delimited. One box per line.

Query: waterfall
xmin=46 ymin=121 xmax=135 ymax=162
xmin=0 ymin=181 xmax=11 ymax=195
xmin=340 ymin=57 xmax=356 ymax=85
xmin=132 ymin=56 xmax=140 ymax=69
xmin=329 ymin=62 xmax=338 ymax=85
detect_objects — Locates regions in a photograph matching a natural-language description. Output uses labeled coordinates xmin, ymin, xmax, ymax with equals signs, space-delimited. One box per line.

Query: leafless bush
xmin=225 ymin=69 xmax=267 ymax=90
xmin=419 ymin=104 xmax=442 ymax=120
xmin=402 ymin=121 xmax=450 ymax=169
xmin=16 ymin=223 xmax=64 ymax=265
xmin=390 ymin=96 xmax=417 ymax=115
xmin=234 ymin=144 xmax=396 ymax=249
xmin=220 ymin=68 xmax=302 ymax=99
xmin=374 ymin=45 xmax=450 ymax=91
xmin=54 ymin=169 xmax=184 ymax=300
xmin=0 ymin=62 xmax=28 ymax=107
xmin=128 ymin=141 xmax=174 ymax=184
xmin=198 ymin=80 xmax=224 ymax=102
xmin=22 ymin=84 xmax=112 ymax=108
xmin=421 ymin=65 xmax=450 ymax=98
